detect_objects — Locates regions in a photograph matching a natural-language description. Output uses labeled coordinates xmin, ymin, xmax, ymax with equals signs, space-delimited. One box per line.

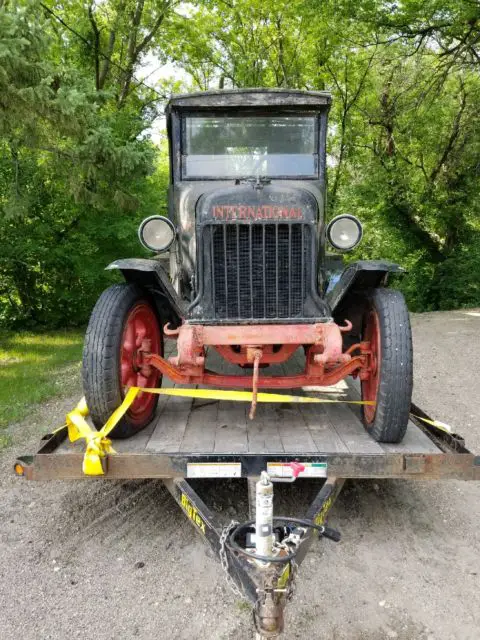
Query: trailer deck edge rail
xmin=14 ymin=408 xmax=480 ymax=481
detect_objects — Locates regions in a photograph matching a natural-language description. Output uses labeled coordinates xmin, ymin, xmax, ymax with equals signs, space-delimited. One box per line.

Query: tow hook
xmin=247 ymin=347 xmax=263 ymax=420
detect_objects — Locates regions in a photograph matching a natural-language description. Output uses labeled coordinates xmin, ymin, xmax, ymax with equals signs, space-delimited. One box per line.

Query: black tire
xmin=360 ymin=288 xmax=413 ymax=443
xmin=82 ymin=283 xmax=163 ymax=439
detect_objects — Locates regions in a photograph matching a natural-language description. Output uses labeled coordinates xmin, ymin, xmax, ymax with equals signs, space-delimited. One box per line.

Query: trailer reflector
xmin=14 ymin=463 xmax=24 ymax=477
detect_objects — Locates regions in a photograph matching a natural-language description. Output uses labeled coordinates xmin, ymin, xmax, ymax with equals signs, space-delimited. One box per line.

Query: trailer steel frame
xmin=14 ymin=400 xmax=480 ymax=638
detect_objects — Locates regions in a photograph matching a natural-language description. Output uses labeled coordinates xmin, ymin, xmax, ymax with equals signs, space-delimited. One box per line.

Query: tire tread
xmin=362 ymin=288 xmax=413 ymax=443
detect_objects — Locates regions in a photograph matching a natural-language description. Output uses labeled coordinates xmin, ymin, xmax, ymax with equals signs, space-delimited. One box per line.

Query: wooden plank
xmin=208 ymin=345 xmax=250 ymax=453
xmin=244 ymin=358 xmax=316 ymax=453
xmin=146 ymin=377 xmax=196 ymax=453
xmin=296 ymin=402 xmax=350 ymax=454
xmin=246 ymin=359 xmax=291 ymax=453
xmin=273 ymin=348 xmax=349 ymax=453
xmin=345 ymin=379 xmax=441 ymax=454
xmin=281 ymin=349 xmax=351 ymax=453
xmin=246 ymin=403 xmax=285 ymax=453
xmin=379 ymin=424 xmax=442 ymax=455
xmin=115 ymin=420 xmax=156 ymax=453
xmin=277 ymin=403 xmax=319 ymax=452
xmin=149 ymin=345 xmax=228 ymax=453
xmin=324 ymin=401 xmax=385 ymax=454
xmin=179 ymin=385 xmax=218 ymax=453
xmin=270 ymin=362 xmax=318 ymax=453
xmin=214 ymin=400 xmax=249 ymax=453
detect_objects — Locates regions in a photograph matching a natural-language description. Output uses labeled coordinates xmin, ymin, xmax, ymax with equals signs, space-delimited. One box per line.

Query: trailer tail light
xmin=14 ymin=462 xmax=25 ymax=476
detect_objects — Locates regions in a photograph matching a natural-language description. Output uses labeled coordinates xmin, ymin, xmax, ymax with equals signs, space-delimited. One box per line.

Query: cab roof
xmin=166 ymin=88 xmax=332 ymax=113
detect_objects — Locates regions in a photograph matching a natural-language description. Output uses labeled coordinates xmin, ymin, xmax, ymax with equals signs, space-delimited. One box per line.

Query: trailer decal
xmin=187 ymin=462 xmax=242 ymax=478
xmin=314 ymin=495 xmax=334 ymax=525
xmin=181 ymin=493 xmax=206 ymax=535
xmin=267 ymin=461 xmax=327 ymax=479
xmin=277 ymin=564 xmax=290 ymax=589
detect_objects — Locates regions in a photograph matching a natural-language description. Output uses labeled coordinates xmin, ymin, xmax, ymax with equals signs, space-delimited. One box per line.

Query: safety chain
xmin=219 ymin=519 xmax=244 ymax=599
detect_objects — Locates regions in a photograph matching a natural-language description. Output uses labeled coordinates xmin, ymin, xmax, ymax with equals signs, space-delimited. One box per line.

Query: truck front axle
xmin=144 ymin=321 xmax=372 ymax=416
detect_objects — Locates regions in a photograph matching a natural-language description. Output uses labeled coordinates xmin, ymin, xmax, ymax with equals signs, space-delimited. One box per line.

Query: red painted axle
xmin=147 ymin=353 xmax=367 ymax=389
xmin=145 ymin=321 xmax=372 ymax=392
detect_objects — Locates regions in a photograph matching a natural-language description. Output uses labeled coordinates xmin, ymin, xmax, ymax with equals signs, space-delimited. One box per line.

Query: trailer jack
xmin=163 ymin=470 xmax=344 ymax=639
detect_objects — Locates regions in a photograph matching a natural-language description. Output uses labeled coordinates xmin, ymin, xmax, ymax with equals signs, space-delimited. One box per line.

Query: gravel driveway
xmin=1 ymin=310 xmax=479 ymax=639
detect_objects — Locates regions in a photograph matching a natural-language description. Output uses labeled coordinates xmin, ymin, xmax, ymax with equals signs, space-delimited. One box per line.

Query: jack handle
xmin=227 ymin=517 xmax=341 ymax=564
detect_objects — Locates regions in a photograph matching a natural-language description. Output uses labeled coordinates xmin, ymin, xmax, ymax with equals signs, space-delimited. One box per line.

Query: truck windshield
xmin=183 ymin=115 xmax=317 ymax=179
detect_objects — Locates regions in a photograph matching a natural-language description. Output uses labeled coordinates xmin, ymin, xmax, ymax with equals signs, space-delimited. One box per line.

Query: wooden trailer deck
xmin=18 ymin=343 xmax=478 ymax=481
xmin=60 ymin=345 xmax=438 ymax=457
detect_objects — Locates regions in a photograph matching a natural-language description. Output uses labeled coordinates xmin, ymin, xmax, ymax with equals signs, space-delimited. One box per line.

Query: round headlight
xmin=138 ymin=215 xmax=176 ymax=252
xmin=326 ymin=214 xmax=363 ymax=252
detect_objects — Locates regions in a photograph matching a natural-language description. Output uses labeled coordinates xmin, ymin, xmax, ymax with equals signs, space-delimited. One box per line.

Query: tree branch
xmin=88 ymin=2 xmax=100 ymax=91
xmin=429 ymin=81 xmax=467 ymax=185
xmin=134 ymin=2 xmax=170 ymax=58
xmin=118 ymin=0 xmax=145 ymax=107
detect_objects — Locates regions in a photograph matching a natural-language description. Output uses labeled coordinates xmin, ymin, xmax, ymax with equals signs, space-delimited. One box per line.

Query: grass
xmin=0 ymin=329 xmax=84 ymax=433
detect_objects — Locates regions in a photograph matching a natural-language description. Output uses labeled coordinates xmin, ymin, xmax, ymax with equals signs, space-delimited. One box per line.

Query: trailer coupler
xmin=228 ymin=515 xmax=341 ymax=637
xmin=163 ymin=474 xmax=344 ymax=638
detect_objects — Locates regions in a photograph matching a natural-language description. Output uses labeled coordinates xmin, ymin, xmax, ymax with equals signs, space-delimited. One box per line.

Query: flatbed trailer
xmin=14 ymin=347 xmax=480 ymax=638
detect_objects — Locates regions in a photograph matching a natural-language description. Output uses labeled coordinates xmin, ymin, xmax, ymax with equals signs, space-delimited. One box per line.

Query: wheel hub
xmin=361 ymin=309 xmax=380 ymax=424
xmin=120 ymin=304 xmax=161 ymax=424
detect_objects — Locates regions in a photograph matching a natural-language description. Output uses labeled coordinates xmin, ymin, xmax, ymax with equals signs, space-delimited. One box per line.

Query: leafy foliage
xmin=0 ymin=0 xmax=479 ymax=327
xmin=0 ymin=0 xmax=170 ymax=326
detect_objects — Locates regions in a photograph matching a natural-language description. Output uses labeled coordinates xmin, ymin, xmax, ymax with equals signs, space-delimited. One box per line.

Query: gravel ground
xmin=1 ymin=309 xmax=479 ymax=640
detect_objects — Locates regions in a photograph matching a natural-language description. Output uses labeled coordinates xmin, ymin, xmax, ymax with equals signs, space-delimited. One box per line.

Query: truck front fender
xmin=106 ymin=258 xmax=185 ymax=327
xmin=325 ymin=260 xmax=405 ymax=312
xmin=325 ymin=261 xmax=405 ymax=347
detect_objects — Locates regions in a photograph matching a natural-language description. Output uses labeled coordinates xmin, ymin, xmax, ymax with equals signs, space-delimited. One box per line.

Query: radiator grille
xmin=206 ymin=223 xmax=310 ymax=320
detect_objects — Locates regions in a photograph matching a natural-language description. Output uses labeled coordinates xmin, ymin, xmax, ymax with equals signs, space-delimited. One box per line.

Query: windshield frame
xmin=179 ymin=110 xmax=321 ymax=181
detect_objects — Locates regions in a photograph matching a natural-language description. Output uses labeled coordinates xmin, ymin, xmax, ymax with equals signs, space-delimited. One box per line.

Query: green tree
xmin=0 ymin=0 xmax=173 ymax=325
xmin=1 ymin=0 xmax=479 ymax=326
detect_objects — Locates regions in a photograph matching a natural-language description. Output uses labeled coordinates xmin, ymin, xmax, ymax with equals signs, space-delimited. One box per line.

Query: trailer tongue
xmin=14 ymin=350 xmax=479 ymax=638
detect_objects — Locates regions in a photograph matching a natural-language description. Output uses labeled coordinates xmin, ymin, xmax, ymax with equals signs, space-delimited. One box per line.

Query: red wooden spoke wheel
xmin=82 ymin=283 xmax=164 ymax=439
xmin=361 ymin=308 xmax=380 ymax=424
xmin=120 ymin=303 xmax=162 ymax=426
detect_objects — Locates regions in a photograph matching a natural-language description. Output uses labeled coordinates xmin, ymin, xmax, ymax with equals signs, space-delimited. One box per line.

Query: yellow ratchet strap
xmin=63 ymin=387 xmax=453 ymax=477
xmin=64 ymin=387 xmax=375 ymax=476
xmin=132 ymin=387 xmax=376 ymax=405
xmin=410 ymin=414 xmax=453 ymax=434
xmin=66 ymin=396 xmax=114 ymax=476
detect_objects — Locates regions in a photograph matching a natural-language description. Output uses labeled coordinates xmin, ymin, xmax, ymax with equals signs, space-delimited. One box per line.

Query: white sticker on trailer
xmin=187 ymin=463 xmax=242 ymax=478
xmin=267 ymin=462 xmax=328 ymax=478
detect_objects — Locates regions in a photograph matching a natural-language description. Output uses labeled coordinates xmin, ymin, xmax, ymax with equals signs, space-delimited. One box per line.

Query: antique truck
xmin=82 ymin=89 xmax=413 ymax=443
xmin=17 ymin=90 xmax=480 ymax=640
